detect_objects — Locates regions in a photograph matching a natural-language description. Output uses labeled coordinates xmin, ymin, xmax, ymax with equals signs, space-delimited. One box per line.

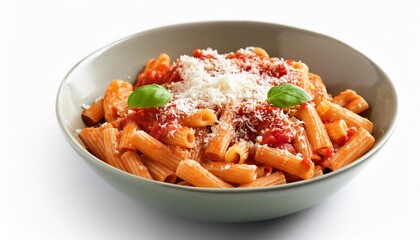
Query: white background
xmin=1 ymin=0 xmax=419 ymax=239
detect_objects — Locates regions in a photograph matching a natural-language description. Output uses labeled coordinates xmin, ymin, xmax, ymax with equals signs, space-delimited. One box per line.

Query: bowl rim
xmin=56 ymin=20 xmax=399 ymax=193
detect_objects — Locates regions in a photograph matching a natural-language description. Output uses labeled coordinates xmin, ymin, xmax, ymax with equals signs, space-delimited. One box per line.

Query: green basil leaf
xmin=127 ymin=84 xmax=172 ymax=108
xmin=267 ymin=83 xmax=312 ymax=108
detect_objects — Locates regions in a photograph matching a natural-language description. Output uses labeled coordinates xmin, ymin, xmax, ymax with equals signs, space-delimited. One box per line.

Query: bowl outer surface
xmin=56 ymin=21 xmax=398 ymax=222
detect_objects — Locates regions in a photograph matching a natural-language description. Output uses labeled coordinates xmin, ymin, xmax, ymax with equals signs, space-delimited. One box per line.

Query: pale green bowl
xmin=56 ymin=21 xmax=398 ymax=222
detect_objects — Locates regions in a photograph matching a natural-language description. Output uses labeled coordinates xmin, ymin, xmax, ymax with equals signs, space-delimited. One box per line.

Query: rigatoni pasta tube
xmin=78 ymin=127 xmax=107 ymax=161
xmin=189 ymin=127 xmax=207 ymax=162
xmin=317 ymin=99 xmax=373 ymax=133
xmin=135 ymin=54 xmax=171 ymax=87
xmin=346 ymin=96 xmax=369 ymax=114
xmin=140 ymin=155 xmax=177 ymax=183
xmin=102 ymin=128 xmax=126 ymax=171
xmin=119 ymin=120 xmax=138 ymax=152
xmin=325 ymin=119 xmax=348 ymax=142
xmin=308 ymin=73 xmax=328 ymax=104
xmin=224 ymin=140 xmax=249 ymax=163
xmin=324 ymin=127 xmax=375 ymax=170
xmin=255 ymin=145 xmax=314 ymax=180
xmin=201 ymin=162 xmax=257 ymax=185
xmin=291 ymin=117 xmax=313 ymax=159
xmin=240 ymin=172 xmax=286 ymax=188
xmin=103 ymin=79 xmax=132 ymax=122
xmin=331 ymin=89 xmax=368 ymax=113
xmin=296 ymin=103 xmax=333 ymax=155
xmin=81 ymin=98 xmax=104 ymax=126
xmin=182 ymin=109 xmax=217 ymax=127
xmin=120 ymin=151 xmax=153 ymax=179
xmin=161 ymin=126 xmax=195 ymax=148
xmin=205 ymin=109 xmax=236 ymax=161
xmin=331 ymin=89 xmax=358 ymax=107
xmin=131 ymin=130 xmax=183 ymax=171
xmin=167 ymin=145 xmax=190 ymax=160
xmin=252 ymin=47 xmax=269 ymax=58
xmin=176 ymin=160 xmax=232 ymax=188
xmin=292 ymin=61 xmax=311 ymax=95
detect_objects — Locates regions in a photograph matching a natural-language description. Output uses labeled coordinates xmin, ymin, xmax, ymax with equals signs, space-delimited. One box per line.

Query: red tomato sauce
xmin=236 ymin=104 xmax=295 ymax=153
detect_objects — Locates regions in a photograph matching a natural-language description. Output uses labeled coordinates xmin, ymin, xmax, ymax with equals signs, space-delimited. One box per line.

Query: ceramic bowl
xmin=56 ymin=21 xmax=398 ymax=222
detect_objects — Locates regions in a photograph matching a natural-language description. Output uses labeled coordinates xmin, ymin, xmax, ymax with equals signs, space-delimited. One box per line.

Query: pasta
xmin=130 ymin=130 xmax=182 ymax=171
xmin=325 ymin=119 xmax=348 ymax=142
xmin=118 ymin=120 xmax=139 ymax=152
xmin=81 ymin=98 xmax=104 ymax=126
xmin=255 ymin=145 xmax=314 ymax=180
xmin=201 ymin=162 xmax=257 ymax=185
xmin=103 ymin=80 xmax=132 ymax=122
xmin=102 ymin=128 xmax=126 ymax=171
xmin=204 ymin=109 xmax=237 ymax=161
xmin=290 ymin=117 xmax=314 ymax=159
xmin=331 ymin=89 xmax=369 ymax=114
xmin=324 ymin=127 xmax=375 ymax=170
xmin=176 ymin=160 xmax=232 ymax=188
xmin=182 ymin=109 xmax=217 ymax=127
xmin=161 ymin=126 xmax=195 ymax=148
xmin=316 ymin=99 xmax=373 ymax=133
xmin=224 ymin=140 xmax=249 ymax=163
xmin=120 ymin=151 xmax=153 ymax=179
xmin=139 ymin=154 xmax=177 ymax=183
xmin=296 ymin=102 xmax=333 ymax=156
xmin=78 ymin=47 xmax=375 ymax=188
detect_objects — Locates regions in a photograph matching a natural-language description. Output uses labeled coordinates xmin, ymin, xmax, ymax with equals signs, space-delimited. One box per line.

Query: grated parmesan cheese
xmin=168 ymin=48 xmax=290 ymax=115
